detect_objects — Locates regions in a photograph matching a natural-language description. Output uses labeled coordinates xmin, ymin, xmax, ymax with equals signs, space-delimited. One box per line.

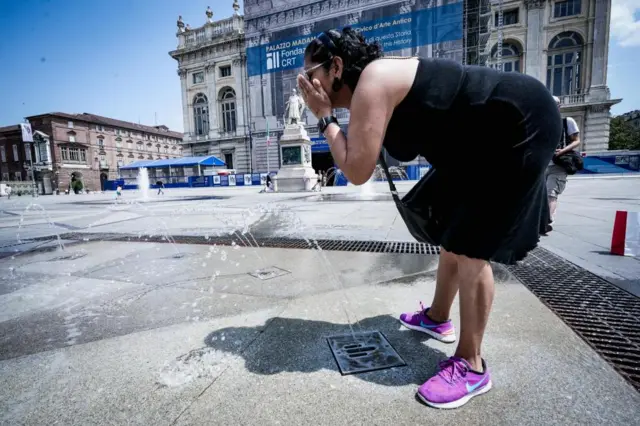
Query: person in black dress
xmin=298 ymin=28 xmax=560 ymax=409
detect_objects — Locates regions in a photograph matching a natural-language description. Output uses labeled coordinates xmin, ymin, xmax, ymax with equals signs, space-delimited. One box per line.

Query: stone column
xmin=524 ymin=0 xmax=545 ymax=82
xmin=205 ymin=62 xmax=219 ymax=138
xmin=584 ymin=104 xmax=611 ymax=152
xmin=588 ymin=0 xmax=610 ymax=101
xmin=178 ymin=69 xmax=190 ymax=141
xmin=246 ymin=35 xmax=264 ymax=120
xmin=232 ymin=57 xmax=246 ymax=131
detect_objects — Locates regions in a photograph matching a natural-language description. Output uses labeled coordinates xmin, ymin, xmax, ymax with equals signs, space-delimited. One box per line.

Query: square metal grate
xmin=249 ymin=266 xmax=290 ymax=281
xmin=326 ymin=331 xmax=406 ymax=375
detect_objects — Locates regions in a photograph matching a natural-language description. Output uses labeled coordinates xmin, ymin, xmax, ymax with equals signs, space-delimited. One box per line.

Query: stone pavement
xmin=0 ymin=177 xmax=639 ymax=425
xmin=2 ymin=176 xmax=638 ymax=295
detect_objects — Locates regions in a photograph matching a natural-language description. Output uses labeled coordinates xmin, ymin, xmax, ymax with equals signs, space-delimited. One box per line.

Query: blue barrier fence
xmin=106 ymin=172 xmax=277 ymax=191
xmin=106 ymin=154 xmax=638 ymax=191
xmin=579 ymin=153 xmax=640 ymax=174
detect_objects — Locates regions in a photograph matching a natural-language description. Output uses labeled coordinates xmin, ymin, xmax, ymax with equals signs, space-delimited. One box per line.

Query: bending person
xmin=298 ymin=28 xmax=560 ymax=409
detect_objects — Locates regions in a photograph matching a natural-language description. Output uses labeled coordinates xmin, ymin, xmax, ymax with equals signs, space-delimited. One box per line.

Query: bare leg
xmin=428 ymin=248 xmax=460 ymax=322
xmin=454 ymin=255 xmax=495 ymax=372
xmin=548 ymin=196 xmax=558 ymax=221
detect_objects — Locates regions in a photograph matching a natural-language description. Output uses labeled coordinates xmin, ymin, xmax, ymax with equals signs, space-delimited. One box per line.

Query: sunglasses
xmin=302 ymin=32 xmax=339 ymax=81
xmin=303 ymin=60 xmax=330 ymax=81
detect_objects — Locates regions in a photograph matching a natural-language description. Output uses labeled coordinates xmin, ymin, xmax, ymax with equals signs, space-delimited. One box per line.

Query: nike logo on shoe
xmin=465 ymin=375 xmax=488 ymax=393
xmin=419 ymin=321 xmax=442 ymax=329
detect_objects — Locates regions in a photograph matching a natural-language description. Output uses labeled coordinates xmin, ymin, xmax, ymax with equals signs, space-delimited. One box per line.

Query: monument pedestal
xmin=275 ymin=123 xmax=318 ymax=192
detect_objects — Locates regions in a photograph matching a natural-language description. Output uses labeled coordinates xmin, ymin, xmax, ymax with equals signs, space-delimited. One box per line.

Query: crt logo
xmin=266 ymin=51 xmax=280 ymax=70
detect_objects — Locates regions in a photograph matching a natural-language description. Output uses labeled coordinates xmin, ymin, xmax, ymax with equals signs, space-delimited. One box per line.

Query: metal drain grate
xmin=507 ymin=248 xmax=640 ymax=391
xmin=326 ymin=331 xmax=406 ymax=375
xmin=46 ymin=232 xmax=441 ymax=255
xmin=249 ymin=266 xmax=290 ymax=280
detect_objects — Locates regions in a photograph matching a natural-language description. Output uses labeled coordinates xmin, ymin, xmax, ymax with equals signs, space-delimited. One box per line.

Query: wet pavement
xmin=0 ymin=178 xmax=639 ymax=425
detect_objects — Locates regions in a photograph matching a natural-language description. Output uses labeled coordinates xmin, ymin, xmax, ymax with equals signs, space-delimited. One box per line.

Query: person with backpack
xmin=545 ymin=96 xmax=582 ymax=232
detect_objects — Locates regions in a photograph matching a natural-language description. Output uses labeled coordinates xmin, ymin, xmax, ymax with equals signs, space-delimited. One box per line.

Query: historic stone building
xmin=242 ymin=0 xmax=618 ymax=173
xmin=485 ymin=0 xmax=619 ymax=151
xmin=0 ymin=125 xmax=51 ymax=195
xmin=26 ymin=112 xmax=183 ymax=192
xmin=0 ymin=125 xmax=36 ymax=183
xmin=169 ymin=2 xmax=252 ymax=173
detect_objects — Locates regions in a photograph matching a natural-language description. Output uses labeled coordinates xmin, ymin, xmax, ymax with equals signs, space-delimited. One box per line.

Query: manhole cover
xmin=49 ymin=252 xmax=87 ymax=261
xmin=326 ymin=331 xmax=406 ymax=375
xmin=249 ymin=266 xmax=290 ymax=280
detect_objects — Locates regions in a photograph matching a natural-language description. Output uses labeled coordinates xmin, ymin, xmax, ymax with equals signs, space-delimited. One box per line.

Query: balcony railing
xmin=558 ymin=93 xmax=586 ymax=105
xmin=219 ymin=130 xmax=237 ymax=138
xmin=179 ymin=15 xmax=243 ymax=48
xmin=99 ymin=161 xmax=109 ymax=169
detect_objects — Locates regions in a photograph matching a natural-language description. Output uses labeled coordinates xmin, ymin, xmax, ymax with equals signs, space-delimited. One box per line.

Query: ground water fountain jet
xmin=16 ymin=203 xmax=65 ymax=252
xmin=360 ymin=176 xmax=375 ymax=195
xmin=265 ymin=204 xmax=364 ymax=340
xmin=388 ymin=166 xmax=409 ymax=180
xmin=137 ymin=167 xmax=150 ymax=202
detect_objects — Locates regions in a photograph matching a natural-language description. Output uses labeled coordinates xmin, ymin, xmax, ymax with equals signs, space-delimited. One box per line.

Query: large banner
xmin=247 ymin=3 xmax=463 ymax=77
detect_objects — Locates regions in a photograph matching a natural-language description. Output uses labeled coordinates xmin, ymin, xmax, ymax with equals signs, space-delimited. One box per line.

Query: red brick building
xmin=26 ymin=113 xmax=183 ymax=192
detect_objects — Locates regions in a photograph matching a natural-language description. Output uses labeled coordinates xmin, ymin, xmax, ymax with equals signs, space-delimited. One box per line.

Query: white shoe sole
xmin=417 ymin=380 xmax=493 ymax=409
xmin=399 ymin=319 xmax=457 ymax=343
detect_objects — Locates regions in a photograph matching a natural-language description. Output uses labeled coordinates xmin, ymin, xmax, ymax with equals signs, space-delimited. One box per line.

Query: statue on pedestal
xmin=177 ymin=16 xmax=185 ymax=33
xmin=206 ymin=6 xmax=214 ymax=23
xmin=284 ymin=89 xmax=306 ymax=126
xmin=232 ymin=0 xmax=240 ymax=15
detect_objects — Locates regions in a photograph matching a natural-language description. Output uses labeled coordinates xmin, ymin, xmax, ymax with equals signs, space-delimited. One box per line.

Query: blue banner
xmin=311 ymin=137 xmax=330 ymax=153
xmin=247 ymin=3 xmax=463 ymax=77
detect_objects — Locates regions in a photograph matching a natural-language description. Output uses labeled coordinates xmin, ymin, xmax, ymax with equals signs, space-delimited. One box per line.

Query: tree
xmin=609 ymin=116 xmax=640 ymax=150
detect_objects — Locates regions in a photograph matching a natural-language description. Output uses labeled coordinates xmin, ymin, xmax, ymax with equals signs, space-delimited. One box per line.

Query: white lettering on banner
xmin=265 ymin=45 xmax=304 ymax=71
xmin=292 ymin=36 xmax=314 ymax=47
xmin=359 ymin=17 xmax=412 ymax=33
xmin=282 ymin=47 xmax=304 ymax=57
xmin=266 ymin=41 xmax=291 ymax=52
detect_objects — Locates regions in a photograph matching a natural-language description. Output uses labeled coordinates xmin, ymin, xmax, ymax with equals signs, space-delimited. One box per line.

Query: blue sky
xmin=0 ymin=0 xmax=638 ymax=132
xmin=0 ymin=0 xmax=240 ymax=131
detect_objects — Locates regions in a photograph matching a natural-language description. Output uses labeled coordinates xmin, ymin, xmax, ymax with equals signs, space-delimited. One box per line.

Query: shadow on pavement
xmin=204 ymin=314 xmax=448 ymax=387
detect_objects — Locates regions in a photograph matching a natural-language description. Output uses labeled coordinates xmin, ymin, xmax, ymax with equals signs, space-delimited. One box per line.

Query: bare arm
xmin=322 ymin=69 xmax=394 ymax=185
xmin=557 ymin=133 xmax=580 ymax=155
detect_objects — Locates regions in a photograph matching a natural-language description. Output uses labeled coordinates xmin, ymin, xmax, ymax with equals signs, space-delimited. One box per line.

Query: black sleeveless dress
xmin=383 ymin=58 xmax=561 ymax=264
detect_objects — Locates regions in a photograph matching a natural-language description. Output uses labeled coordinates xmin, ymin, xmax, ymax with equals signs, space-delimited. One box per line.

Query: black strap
xmin=560 ymin=118 xmax=568 ymax=149
xmin=378 ymin=151 xmax=399 ymax=199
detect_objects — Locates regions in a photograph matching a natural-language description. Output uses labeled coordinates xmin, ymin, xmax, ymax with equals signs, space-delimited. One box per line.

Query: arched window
xmin=490 ymin=42 xmax=522 ymax=73
xmin=193 ymin=93 xmax=209 ymax=136
xmin=219 ymin=87 xmax=237 ymax=133
xmin=547 ymin=32 xmax=583 ymax=96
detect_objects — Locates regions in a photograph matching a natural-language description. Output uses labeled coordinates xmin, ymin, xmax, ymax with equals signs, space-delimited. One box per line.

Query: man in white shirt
xmin=545 ymin=96 xmax=581 ymax=231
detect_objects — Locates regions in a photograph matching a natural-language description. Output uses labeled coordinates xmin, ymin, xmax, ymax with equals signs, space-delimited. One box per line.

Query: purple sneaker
xmin=417 ymin=357 xmax=492 ymax=409
xmin=399 ymin=303 xmax=456 ymax=343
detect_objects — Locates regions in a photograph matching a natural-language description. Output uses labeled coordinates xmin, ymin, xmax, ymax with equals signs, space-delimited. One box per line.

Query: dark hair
xmin=304 ymin=27 xmax=383 ymax=92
